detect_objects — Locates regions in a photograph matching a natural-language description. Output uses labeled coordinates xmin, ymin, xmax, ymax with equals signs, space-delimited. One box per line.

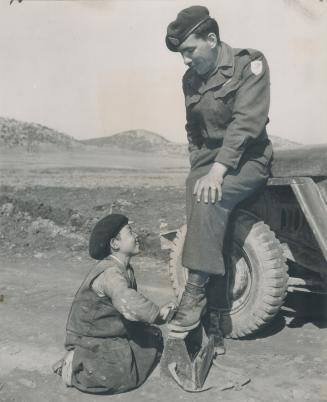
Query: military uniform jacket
xmin=183 ymin=41 xmax=273 ymax=171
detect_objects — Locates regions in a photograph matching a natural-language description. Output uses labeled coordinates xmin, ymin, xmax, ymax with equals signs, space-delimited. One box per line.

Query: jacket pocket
xmin=190 ymin=148 xmax=220 ymax=169
xmin=213 ymin=79 xmax=241 ymax=102
xmin=189 ymin=149 xmax=201 ymax=167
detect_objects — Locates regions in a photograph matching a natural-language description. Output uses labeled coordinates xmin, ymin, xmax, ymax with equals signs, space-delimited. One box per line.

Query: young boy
xmin=53 ymin=213 xmax=174 ymax=394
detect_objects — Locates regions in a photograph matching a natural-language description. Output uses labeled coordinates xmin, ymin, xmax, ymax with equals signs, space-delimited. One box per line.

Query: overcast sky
xmin=0 ymin=0 xmax=326 ymax=144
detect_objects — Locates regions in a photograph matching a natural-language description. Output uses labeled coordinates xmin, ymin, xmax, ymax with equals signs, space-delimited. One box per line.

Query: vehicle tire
xmin=168 ymin=211 xmax=289 ymax=338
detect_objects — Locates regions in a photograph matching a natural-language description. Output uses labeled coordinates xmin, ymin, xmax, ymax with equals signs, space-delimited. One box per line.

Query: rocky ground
xmin=0 ymin=185 xmax=186 ymax=261
xmin=1 ymin=149 xmax=327 ymax=402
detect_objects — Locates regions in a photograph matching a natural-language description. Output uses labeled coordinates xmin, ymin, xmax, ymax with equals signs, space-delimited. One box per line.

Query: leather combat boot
xmin=167 ymin=282 xmax=207 ymax=332
xmin=207 ymin=308 xmax=225 ymax=356
xmin=204 ymin=274 xmax=228 ymax=355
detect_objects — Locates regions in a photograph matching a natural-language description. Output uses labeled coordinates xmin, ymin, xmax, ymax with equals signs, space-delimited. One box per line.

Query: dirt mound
xmin=0 ymin=186 xmax=186 ymax=260
xmin=0 ymin=201 xmax=89 ymax=258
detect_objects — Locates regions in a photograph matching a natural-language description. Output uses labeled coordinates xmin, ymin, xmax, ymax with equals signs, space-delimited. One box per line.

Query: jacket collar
xmin=108 ymin=254 xmax=124 ymax=266
xmin=186 ymin=41 xmax=235 ymax=94
xmin=106 ymin=254 xmax=132 ymax=270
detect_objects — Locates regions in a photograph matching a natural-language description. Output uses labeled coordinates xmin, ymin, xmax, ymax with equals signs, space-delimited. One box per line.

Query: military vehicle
xmin=165 ymin=145 xmax=327 ymax=338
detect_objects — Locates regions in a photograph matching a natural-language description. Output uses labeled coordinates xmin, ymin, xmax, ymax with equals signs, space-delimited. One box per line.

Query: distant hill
xmin=81 ymin=129 xmax=188 ymax=156
xmin=0 ymin=117 xmax=300 ymax=155
xmin=82 ymin=130 xmax=300 ymax=154
xmin=269 ymin=135 xmax=299 ymax=149
xmin=0 ymin=117 xmax=82 ymax=152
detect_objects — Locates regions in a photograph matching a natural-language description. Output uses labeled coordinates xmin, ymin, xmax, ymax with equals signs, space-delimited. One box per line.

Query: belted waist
xmin=190 ymin=136 xmax=273 ymax=171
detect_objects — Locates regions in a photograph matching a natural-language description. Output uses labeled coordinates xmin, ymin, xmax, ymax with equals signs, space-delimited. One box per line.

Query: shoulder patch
xmin=250 ymin=60 xmax=263 ymax=76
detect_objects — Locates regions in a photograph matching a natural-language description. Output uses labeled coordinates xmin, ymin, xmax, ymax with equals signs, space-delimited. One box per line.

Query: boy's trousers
xmin=65 ymin=323 xmax=163 ymax=394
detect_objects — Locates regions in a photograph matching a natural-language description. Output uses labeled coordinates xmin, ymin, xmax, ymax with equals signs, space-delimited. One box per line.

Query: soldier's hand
xmin=193 ymin=162 xmax=227 ymax=204
xmin=194 ymin=173 xmax=224 ymax=203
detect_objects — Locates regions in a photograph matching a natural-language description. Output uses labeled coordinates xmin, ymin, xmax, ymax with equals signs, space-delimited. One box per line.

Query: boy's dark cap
xmin=166 ymin=5 xmax=210 ymax=52
xmin=89 ymin=214 xmax=129 ymax=260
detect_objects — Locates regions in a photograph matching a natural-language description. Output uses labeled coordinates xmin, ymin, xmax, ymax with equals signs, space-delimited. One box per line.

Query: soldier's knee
xmin=185 ymin=175 xmax=195 ymax=190
xmin=192 ymin=200 xmax=229 ymax=223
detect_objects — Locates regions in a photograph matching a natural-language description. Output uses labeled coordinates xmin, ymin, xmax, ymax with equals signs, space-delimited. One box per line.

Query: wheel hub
xmin=228 ymin=246 xmax=252 ymax=312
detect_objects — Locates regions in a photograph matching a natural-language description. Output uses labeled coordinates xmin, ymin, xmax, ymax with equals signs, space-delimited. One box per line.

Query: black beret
xmin=89 ymin=214 xmax=129 ymax=260
xmin=166 ymin=5 xmax=210 ymax=52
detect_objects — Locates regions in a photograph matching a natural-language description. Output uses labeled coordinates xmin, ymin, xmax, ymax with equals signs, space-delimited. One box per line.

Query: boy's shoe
xmin=167 ymin=283 xmax=207 ymax=332
xmin=52 ymin=358 xmax=64 ymax=376
xmin=52 ymin=351 xmax=74 ymax=387
xmin=61 ymin=350 xmax=74 ymax=387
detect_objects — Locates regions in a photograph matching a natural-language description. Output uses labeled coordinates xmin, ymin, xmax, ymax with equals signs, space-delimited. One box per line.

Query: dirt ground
xmin=1 ymin=149 xmax=327 ymax=402
xmin=1 ymin=254 xmax=327 ymax=402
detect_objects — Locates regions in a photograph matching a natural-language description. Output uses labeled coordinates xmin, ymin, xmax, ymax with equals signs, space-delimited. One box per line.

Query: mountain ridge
xmin=0 ymin=117 xmax=81 ymax=151
xmin=81 ymin=129 xmax=187 ymax=155
xmin=0 ymin=116 xmax=300 ymax=154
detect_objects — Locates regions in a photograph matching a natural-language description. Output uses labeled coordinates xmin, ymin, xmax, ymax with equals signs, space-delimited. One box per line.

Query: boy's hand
xmin=155 ymin=302 xmax=177 ymax=324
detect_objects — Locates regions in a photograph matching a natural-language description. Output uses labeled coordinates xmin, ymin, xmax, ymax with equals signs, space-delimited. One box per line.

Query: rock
xmin=0 ymin=203 xmax=14 ymax=217
xmin=294 ymin=355 xmax=305 ymax=364
xmin=18 ymin=378 xmax=36 ymax=389
xmin=70 ymin=213 xmax=84 ymax=228
xmin=159 ymin=219 xmax=168 ymax=230
xmin=34 ymin=252 xmax=45 ymax=259
xmin=116 ymin=199 xmax=133 ymax=208
xmin=84 ymin=217 xmax=98 ymax=231
xmin=9 ymin=346 xmax=21 ymax=355
xmin=15 ymin=211 xmax=23 ymax=221
xmin=93 ymin=203 xmax=111 ymax=212
xmin=291 ymin=389 xmax=310 ymax=400
xmin=29 ymin=218 xmax=50 ymax=234
xmin=70 ymin=242 xmax=85 ymax=252
xmin=29 ymin=218 xmax=63 ymax=238
xmin=23 ymin=212 xmax=31 ymax=220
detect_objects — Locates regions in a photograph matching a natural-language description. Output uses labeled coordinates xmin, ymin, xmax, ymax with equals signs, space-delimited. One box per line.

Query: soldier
xmin=165 ymin=6 xmax=273 ymax=353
